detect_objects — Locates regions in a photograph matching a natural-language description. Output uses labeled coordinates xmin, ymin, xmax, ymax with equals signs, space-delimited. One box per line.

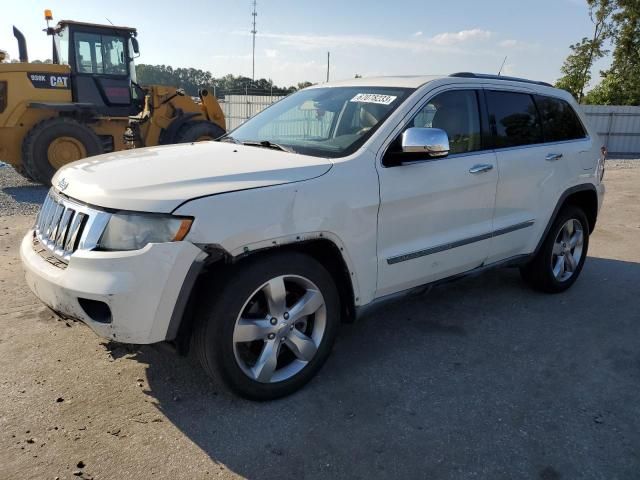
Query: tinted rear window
xmin=486 ymin=91 xmax=543 ymax=148
xmin=534 ymin=95 xmax=587 ymax=142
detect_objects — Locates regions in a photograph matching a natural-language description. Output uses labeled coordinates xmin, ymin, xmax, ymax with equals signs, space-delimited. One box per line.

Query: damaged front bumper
xmin=21 ymin=230 xmax=204 ymax=344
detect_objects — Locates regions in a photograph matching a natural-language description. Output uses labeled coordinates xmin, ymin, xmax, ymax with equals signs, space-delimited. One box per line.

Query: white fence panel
xmin=580 ymin=105 xmax=640 ymax=157
xmin=219 ymin=95 xmax=285 ymax=131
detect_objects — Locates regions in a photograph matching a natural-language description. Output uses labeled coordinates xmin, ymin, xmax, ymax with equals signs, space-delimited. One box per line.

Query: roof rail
xmin=449 ymin=72 xmax=553 ymax=88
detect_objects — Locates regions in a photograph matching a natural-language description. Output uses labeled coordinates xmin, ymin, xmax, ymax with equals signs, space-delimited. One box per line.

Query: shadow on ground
xmin=2 ymin=185 xmax=48 ymax=205
xmin=124 ymin=257 xmax=640 ymax=479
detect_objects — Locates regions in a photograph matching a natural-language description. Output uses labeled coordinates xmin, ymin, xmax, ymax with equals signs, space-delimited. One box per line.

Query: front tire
xmin=520 ymin=205 xmax=590 ymax=293
xmin=22 ymin=117 xmax=103 ymax=186
xmin=175 ymin=121 xmax=225 ymax=143
xmin=193 ymin=252 xmax=340 ymax=400
xmin=12 ymin=164 xmax=36 ymax=182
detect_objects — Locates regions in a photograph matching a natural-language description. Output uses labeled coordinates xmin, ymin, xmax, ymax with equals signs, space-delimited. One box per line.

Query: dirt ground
xmin=1 ymin=163 xmax=639 ymax=480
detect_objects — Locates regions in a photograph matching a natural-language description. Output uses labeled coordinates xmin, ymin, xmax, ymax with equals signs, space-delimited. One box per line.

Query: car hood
xmin=52 ymin=142 xmax=333 ymax=213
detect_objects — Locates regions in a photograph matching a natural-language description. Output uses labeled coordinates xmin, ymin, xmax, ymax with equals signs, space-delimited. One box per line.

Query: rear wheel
xmin=22 ymin=117 xmax=103 ymax=186
xmin=520 ymin=205 xmax=590 ymax=293
xmin=175 ymin=121 xmax=225 ymax=143
xmin=193 ymin=252 xmax=340 ymax=400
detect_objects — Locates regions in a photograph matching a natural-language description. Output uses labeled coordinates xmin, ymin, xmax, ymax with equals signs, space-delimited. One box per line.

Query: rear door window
xmin=534 ymin=95 xmax=587 ymax=142
xmin=486 ymin=91 xmax=543 ymax=148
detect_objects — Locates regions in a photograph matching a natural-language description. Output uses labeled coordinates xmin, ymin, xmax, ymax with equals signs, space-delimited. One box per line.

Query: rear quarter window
xmin=534 ymin=95 xmax=587 ymax=142
xmin=486 ymin=90 xmax=543 ymax=148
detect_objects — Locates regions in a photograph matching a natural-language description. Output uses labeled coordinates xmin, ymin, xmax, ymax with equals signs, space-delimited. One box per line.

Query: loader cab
xmin=52 ymin=20 xmax=142 ymax=116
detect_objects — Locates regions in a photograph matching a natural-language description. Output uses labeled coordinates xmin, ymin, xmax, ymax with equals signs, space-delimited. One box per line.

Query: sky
xmin=1 ymin=0 xmax=612 ymax=88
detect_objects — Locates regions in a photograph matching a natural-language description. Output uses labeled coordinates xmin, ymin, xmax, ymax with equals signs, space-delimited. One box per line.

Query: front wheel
xmin=520 ymin=205 xmax=590 ymax=293
xmin=175 ymin=121 xmax=225 ymax=143
xmin=193 ymin=252 xmax=340 ymax=400
xmin=22 ymin=117 xmax=104 ymax=186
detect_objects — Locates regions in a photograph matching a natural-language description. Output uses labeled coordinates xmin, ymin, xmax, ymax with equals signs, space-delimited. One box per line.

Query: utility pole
xmin=251 ymin=0 xmax=257 ymax=82
xmin=326 ymin=51 xmax=330 ymax=82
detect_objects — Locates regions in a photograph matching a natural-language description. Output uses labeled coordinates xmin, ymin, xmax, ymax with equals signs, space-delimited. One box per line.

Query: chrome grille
xmin=34 ymin=190 xmax=110 ymax=262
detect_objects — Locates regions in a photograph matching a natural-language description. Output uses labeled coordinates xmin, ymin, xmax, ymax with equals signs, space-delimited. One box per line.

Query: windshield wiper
xmin=242 ymin=140 xmax=295 ymax=153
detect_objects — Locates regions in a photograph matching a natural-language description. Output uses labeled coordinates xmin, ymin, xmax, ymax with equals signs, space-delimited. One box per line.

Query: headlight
xmin=98 ymin=213 xmax=192 ymax=251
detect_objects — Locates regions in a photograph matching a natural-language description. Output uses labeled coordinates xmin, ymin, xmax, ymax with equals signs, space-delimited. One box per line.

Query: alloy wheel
xmin=232 ymin=275 xmax=327 ymax=383
xmin=551 ymin=218 xmax=584 ymax=282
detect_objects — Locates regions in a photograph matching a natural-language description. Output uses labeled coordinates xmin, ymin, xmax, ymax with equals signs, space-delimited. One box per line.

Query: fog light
xmin=78 ymin=298 xmax=112 ymax=324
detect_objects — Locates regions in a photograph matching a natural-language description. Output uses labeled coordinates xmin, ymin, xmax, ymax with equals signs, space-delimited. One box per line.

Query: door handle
xmin=545 ymin=153 xmax=563 ymax=161
xmin=469 ymin=164 xmax=494 ymax=174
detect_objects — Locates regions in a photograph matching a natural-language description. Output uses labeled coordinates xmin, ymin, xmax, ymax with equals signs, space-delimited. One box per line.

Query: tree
xmin=555 ymin=0 xmax=615 ymax=102
xmin=135 ymin=64 xmax=215 ymax=96
xmin=135 ymin=66 xmax=309 ymax=96
xmin=585 ymin=0 xmax=640 ymax=105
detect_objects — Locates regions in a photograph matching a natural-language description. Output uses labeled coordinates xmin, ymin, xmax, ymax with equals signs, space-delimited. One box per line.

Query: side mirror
xmin=131 ymin=37 xmax=140 ymax=55
xmin=401 ymin=127 xmax=449 ymax=157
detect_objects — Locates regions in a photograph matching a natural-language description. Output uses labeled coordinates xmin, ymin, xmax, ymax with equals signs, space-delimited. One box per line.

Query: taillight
xmin=0 ymin=81 xmax=6 ymax=113
xmin=599 ymin=145 xmax=607 ymax=181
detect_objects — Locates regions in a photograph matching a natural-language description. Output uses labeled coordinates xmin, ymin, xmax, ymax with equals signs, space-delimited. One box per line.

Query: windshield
xmin=227 ymin=86 xmax=413 ymax=158
xmin=53 ymin=26 xmax=70 ymax=65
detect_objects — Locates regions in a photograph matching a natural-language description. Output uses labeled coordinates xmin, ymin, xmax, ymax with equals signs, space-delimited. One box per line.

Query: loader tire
xmin=22 ymin=117 xmax=103 ymax=186
xmin=12 ymin=164 xmax=36 ymax=182
xmin=175 ymin=121 xmax=225 ymax=143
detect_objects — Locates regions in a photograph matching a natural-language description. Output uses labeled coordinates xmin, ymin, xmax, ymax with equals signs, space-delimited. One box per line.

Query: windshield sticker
xmin=350 ymin=93 xmax=397 ymax=105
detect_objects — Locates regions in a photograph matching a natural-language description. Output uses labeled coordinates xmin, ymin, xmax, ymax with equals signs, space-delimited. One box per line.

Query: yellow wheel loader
xmin=0 ymin=11 xmax=226 ymax=185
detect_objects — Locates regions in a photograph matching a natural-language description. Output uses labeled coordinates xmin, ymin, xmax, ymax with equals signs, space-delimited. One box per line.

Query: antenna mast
xmin=326 ymin=51 xmax=330 ymax=82
xmin=251 ymin=0 xmax=257 ymax=82
xmin=498 ymin=56 xmax=507 ymax=76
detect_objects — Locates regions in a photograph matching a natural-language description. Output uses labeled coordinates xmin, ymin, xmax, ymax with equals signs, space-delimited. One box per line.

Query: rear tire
xmin=520 ymin=205 xmax=590 ymax=293
xmin=22 ymin=117 xmax=103 ymax=186
xmin=175 ymin=121 xmax=225 ymax=143
xmin=193 ymin=251 xmax=340 ymax=400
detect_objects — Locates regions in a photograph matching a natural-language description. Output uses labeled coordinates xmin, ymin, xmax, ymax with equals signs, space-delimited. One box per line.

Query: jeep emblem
xmin=57 ymin=177 xmax=69 ymax=192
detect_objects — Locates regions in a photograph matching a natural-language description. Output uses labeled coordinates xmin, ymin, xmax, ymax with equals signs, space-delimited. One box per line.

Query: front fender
xmin=173 ymin=173 xmax=380 ymax=306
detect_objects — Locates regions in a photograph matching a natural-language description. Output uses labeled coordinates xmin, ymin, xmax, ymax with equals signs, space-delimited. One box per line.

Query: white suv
xmin=21 ymin=73 xmax=605 ymax=399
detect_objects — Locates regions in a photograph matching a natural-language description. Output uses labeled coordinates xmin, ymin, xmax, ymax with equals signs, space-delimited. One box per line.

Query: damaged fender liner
xmin=165 ymin=246 xmax=227 ymax=347
xmin=165 ymin=257 xmax=207 ymax=341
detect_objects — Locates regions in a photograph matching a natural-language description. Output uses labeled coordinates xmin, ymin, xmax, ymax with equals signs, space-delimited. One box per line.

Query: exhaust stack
xmin=12 ymin=26 xmax=28 ymax=63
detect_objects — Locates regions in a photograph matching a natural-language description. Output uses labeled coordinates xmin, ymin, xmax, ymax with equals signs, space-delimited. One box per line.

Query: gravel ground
xmin=0 ymin=161 xmax=639 ymax=480
xmin=0 ymin=163 xmax=48 ymax=216
xmin=606 ymin=158 xmax=640 ymax=169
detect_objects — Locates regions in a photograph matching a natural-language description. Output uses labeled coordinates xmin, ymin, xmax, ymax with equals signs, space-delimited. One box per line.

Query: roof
xmin=311 ymin=75 xmax=446 ymax=89
xmin=57 ymin=20 xmax=137 ymax=34
xmin=312 ymin=73 xmax=557 ymax=91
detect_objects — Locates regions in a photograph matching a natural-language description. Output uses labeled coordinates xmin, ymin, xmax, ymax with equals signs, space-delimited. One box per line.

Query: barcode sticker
xmin=350 ymin=93 xmax=397 ymax=105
